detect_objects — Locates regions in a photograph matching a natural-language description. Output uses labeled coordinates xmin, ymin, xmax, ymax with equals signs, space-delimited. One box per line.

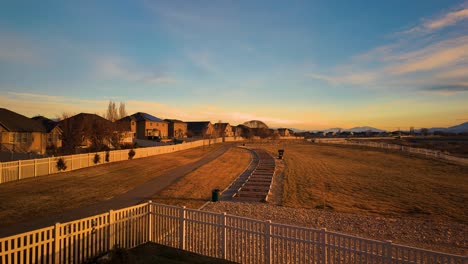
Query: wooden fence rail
xmin=0 ymin=137 xmax=243 ymax=185
xmin=313 ymin=139 xmax=468 ymax=165
xmin=1 ymin=202 xmax=465 ymax=264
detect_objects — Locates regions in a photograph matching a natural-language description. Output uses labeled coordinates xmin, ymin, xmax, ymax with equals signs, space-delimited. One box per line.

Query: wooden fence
xmin=313 ymin=139 xmax=468 ymax=165
xmin=1 ymin=202 xmax=465 ymax=263
xmin=0 ymin=137 xmax=243 ymax=185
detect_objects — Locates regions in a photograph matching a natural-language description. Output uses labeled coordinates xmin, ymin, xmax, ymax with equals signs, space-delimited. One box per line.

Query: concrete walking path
xmin=0 ymin=144 xmax=233 ymax=237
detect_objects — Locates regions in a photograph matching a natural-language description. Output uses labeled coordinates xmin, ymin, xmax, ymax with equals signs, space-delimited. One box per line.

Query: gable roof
xmin=131 ymin=112 xmax=166 ymax=122
xmin=117 ymin=115 xmax=136 ymax=122
xmin=0 ymin=108 xmax=47 ymax=133
xmin=32 ymin=116 xmax=60 ymax=132
xmin=187 ymin=121 xmax=211 ymax=131
xmin=59 ymin=113 xmax=113 ymax=127
xmin=214 ymin=123 xmax=230 ymax=131
xmin=164 ymin=119 xmax=185 ymax=123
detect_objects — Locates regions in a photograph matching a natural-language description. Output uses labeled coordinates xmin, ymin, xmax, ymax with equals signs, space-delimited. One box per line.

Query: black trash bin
xmin=211 ymin=189 xmax=221 ymax=202
xmin=278 ymin=149 xmax=285 ymax=159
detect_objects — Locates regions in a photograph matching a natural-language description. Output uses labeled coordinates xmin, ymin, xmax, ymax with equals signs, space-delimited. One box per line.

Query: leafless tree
xmin=118 ymin=102 xmax=127 ymax=119
xmin=105 ymin=101 xmax=118 ymax=121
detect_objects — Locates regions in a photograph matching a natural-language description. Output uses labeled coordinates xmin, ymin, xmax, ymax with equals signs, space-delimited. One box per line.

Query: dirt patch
xmin=151 ymin=147 xmax=251 ymax=209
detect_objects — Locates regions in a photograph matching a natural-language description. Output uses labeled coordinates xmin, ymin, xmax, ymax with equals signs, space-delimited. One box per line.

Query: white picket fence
xmin=0 ymin=137 xmax=243 ymax=185
xmin=314 ymin=140 xmax=468 ymax=165
xmin=0 ymin=202 xmax=465 ymax=264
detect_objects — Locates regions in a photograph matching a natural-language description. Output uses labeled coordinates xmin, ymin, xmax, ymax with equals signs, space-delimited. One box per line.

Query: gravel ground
xmin=203 ymin=201 xmax=467 ymax=256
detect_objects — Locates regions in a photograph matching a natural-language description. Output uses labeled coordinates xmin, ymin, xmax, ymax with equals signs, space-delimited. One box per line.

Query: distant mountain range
xmin=289 ymin=122 xmax=468 ymax=133
xmin=426 ymin=122 xmax=468 ymax=133
xmin=294 ymin=126 xmax=386 ymax=133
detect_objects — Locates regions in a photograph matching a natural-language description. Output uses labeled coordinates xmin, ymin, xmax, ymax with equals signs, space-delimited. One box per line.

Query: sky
xmin=0 ymin=0 xmax=467 ymax=130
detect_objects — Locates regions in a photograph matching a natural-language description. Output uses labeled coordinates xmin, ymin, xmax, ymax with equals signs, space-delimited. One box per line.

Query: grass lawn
xmin=152 ymin=147 xmax=251 ymax=208
xmin=261 ymin=143 xmax=468 ymax=223
xmin=0 ymin=145 xmax=223 ymax=226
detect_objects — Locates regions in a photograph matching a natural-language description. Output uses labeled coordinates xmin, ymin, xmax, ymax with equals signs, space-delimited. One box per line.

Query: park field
xmin=261 ymin=143 xmax=468 ymax=223
xmin=0 ymin=144 xmax=223 ymax=226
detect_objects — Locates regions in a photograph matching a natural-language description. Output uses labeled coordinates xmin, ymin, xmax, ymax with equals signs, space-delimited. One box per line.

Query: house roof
xmin=131 ymin=112 xmax=166 ymax=122
xmin=117 ymin=115 xmax=136 ymax=122
xmin=187 ymin=121 xmax=211 ymax=131
xmin=59 ymin=113 xmax=113 ymax=127
xmin=164 ymin=119 xmax=185 ymax=123
xmin=0 ymin=108 xmax=47 ymax=132
xmin=31 ymin=116 xmax=60 ymax=132
xmin=214 ymin=123 xmax=230 ymax=131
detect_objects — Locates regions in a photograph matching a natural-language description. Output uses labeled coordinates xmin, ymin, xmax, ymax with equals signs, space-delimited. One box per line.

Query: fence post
xmin=221 ymin=212 xmax=227 ymax=260
xmin=48 ymin=158 xmax=51 ymax=175
xmin=148 ymin=201 xmax=153 ymax=243
xmin=18 ymin=160 xmax=21 ymax=180
xmin=179 ymin=206 xmax=186 ymax=250
xmin=109 ymin=210 xmax=115 ymax=250
xmin=87 ymin=153 xmax=90 ymax=167
xmin=34 ymin=159 xmax=37 ymax=177
xmin=321 ymin=228 xmax=327 ymax=264
xmin=385 ymin=240 xmax=392 ymax=263
xmin=265 ymin=220 xmax=272 ymax=264
xmin=54 ymin=222 xmax=61 ymax=264
xmin=0 ymin=162 xmax=3 ymax=184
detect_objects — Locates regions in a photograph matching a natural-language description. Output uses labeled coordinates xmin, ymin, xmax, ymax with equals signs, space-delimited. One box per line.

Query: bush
xmin=128 ymin=149 xmax=135 ymax=159
xmin=56 ymin=158 xmax=67 ymax=171
xmin=93 ymin=153 xmax=101 ymax=164
xmin=105 ymin=151 xmax=110 ymax=162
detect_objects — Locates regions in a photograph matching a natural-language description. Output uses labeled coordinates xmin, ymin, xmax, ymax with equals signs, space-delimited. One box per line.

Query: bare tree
xmin=105 ymin=101 xmax=118 ymax=121
xmin=118 ymin=102 xmax=127 ymax=119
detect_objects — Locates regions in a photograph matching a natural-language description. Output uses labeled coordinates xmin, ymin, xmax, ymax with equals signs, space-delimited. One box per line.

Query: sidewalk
xmin=0 ymin=144 xmax=233 ymax=237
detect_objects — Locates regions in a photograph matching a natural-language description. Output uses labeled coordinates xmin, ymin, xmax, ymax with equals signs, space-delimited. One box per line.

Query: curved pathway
xmin=220 ymin=148 xmax=277 ymax=202
xmin=0 ymin=144 xmax=234 ymax=237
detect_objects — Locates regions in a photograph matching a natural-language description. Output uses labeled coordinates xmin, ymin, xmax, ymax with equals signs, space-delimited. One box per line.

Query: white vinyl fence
xmin=0 ymin=202 xmax=465 ymax=264
xmin=313 ymin=139 xmax=468 ymax=165
xmin=0 ymin=137 xmax=243 ymax=185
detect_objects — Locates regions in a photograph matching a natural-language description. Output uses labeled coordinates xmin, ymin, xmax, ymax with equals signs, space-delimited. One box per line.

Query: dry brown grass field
xmin=261 ymin=143 xmax=468 ymax=223
xmin=0 ymin=145 xmax=222 ymax=226
xmin=152 ymin=147 xmax=251 ymax=208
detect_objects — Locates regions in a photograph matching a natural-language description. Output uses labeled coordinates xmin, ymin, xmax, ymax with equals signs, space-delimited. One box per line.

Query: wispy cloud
xmin=94 ymin=56 xmax=177 ymax=84
xmin=186 ymin=51 xmax=218 ymax=73
xmin=305 ymin=3 xmax=468 ymax=94
xmin=0 ymin=31 xmax=43 ymax=65
xmin=403 ymin=5 xmax=468 ymax=34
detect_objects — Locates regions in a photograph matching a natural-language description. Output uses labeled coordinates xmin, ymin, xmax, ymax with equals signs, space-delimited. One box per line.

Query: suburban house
xmin=277 ymin=128 xmax=290 ymax=136
xmin=116 ymin=115 xmax=137 ymax=144
xmin=31 ymin=116 xmax=63 ymax=149
xmin=130 ymin=112 xmax=168 ymax=140
xmin=165 ymin=119 xmax=187 ymax=138
xmin=186 ymin=121 xmax=215 ymax=137
xmin=0 ymin=108 xmax=56 ymax=154
xmin=214 ymin=123 xmax=234 ymax=137
xmin=59 ymin=113 xmax=115 ymax=152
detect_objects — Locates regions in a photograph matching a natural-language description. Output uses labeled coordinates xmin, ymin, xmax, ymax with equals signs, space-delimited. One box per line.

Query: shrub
xmin=128 ymin=149 xmax=135 ymax=159
xmin=93 ymin=153 xmax=101 ymax=164
xmin=105 ymin=151 xmax=110 ymax=162
xmin=56 ymin=158 xmax=67 ymax=171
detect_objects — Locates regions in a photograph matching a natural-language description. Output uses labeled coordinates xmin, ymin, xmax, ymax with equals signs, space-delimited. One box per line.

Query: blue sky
xmin=0 ymin=0 xmax=467 ymax=130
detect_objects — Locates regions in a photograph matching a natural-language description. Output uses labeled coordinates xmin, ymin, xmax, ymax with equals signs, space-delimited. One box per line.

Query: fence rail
xmin=313 ymin=139 xmax=468 ymax=165
xmin=0 ymin=202 xmax=465 ymax=264
xmin=0 ymin=137 xmax=243 ymax=185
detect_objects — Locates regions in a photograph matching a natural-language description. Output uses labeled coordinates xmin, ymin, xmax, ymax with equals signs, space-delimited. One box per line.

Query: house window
xmin=131 ymin=122 xmax=135 ymax=125
xmin=10 ymin=133 xmax=31 ymax=143
xmin=150 ymin=122 xmax=153 ymax=126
